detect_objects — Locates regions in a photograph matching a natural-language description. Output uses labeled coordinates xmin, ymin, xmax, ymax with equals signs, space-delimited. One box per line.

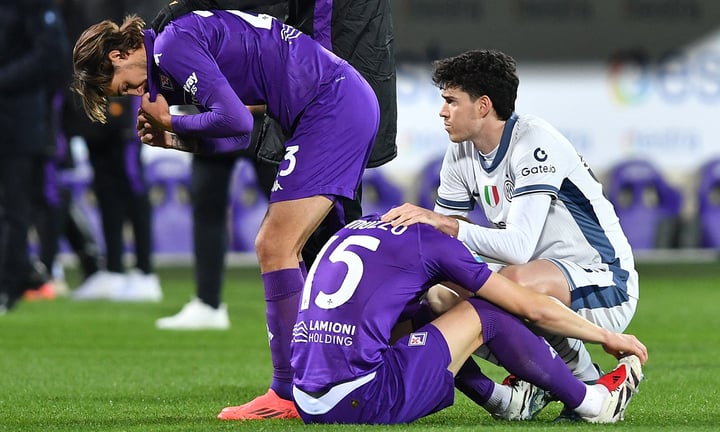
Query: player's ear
xmin=108 ymin=50 xmax=126 ymax=64
xmin=477 ymin=95 xmax=492 ymax=117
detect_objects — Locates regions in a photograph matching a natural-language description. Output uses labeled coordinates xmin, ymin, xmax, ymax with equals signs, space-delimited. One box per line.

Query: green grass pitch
xmin=1 ymin=262 xmax=719 ymax=431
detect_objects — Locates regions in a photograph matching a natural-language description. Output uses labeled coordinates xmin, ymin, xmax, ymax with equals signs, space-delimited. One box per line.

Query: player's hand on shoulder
xmin=381 ymin=203 xmax=446 ymax=230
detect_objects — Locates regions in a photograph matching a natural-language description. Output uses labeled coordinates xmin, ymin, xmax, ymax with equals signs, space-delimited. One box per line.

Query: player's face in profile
xmin=106 ymin=48 xmax=148 ymax=97
xmin=439 ymin=86 xmax=482 ymax=143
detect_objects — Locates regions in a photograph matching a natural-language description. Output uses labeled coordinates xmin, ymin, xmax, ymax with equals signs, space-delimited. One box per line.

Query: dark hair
xmin=431 ymin=49 xmax=519 ymax=120
xmin=71 ymin=15 xmax=145 ymax=123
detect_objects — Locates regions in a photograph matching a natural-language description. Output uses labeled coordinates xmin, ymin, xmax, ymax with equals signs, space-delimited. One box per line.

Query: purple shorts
xmin=297 ymin=324 xmax=455 ymax=424
xmin=269 ymin=65 xmax=378 ymax=203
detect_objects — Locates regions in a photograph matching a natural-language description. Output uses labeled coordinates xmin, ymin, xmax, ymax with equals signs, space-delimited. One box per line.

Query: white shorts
xmin=548 ymin=258 xmax=638 ymax=332
xmin=487 ymin=258 xmax=638 ymax=333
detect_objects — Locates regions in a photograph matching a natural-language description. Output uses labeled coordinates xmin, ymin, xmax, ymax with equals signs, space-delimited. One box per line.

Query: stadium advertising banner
xmin=387 ymin=34 xmax=720 ymax=189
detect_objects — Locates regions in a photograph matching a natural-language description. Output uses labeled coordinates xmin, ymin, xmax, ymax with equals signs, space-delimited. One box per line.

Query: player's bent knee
xmin=426 ymin=284 xmax=463 ymax=316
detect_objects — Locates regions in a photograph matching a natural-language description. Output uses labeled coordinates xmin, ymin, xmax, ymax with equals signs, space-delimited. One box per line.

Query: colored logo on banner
xmin=484 ymin=185 xmax=500 ymax=207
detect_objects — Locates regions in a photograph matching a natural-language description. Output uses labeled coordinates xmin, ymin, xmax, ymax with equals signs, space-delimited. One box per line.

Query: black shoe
xmin=0 ymin=288 xmax=22 ymax=314
xmin=554 ymin=405 xmax=584 ymax=422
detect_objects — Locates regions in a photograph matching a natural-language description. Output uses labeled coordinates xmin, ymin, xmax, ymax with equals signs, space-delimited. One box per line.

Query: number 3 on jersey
xmin=300 ymin=235 xmax=380 ymax=311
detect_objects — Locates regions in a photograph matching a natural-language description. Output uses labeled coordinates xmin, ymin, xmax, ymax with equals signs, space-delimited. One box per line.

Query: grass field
xmin=1 ymin=261 xmax=719 ymax=431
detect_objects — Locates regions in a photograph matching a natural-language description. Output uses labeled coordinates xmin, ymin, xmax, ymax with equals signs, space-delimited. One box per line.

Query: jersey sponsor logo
xmin=183 ymin=72 xmax=199 ymax=96
xmin=521 ymin=165 xmax=556 ymax=176
xmin=153 ymin=53 xmax=162 ymax=66
xmin=292 ymin=319 xmax=356 ymax=347
xmin=159 ymin=74 xmax=174 ymax=91
xmin=292 ymin=321 xmax=308 ymax=343
xmin=483 ymin=185 xmax=500 ymax=207
xmin=408 ymin=332 xmax=427 ymax=346
xmin=533 ymin=147 xmax=548 ymax=162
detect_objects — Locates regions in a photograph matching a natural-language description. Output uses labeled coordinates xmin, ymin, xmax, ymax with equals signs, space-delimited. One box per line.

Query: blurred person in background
xmin=0 ymin=0 xmax=71 ymax=313
xmin=382 ymin=49 xmax=640 ymax=421
xmin=58 ymin=0 xmax=166 ymax=302
xmin=27 ymin=89 xmax=103 ymax=301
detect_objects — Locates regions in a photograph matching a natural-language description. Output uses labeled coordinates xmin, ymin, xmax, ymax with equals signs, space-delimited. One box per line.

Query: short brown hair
xmin=71 ymin=15 xmax=145 ymax=123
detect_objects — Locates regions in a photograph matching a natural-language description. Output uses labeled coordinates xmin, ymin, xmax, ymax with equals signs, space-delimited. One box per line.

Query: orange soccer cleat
xmin=217 ymin=389 xmax=300 ymax=420
xmin=23 ymin=281 xmax=57 ymax=301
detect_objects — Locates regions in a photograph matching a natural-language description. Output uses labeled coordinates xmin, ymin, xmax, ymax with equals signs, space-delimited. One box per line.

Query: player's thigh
xmin=499 ymin=259 xmax=571 ymax=305
xmin=309 ymin=325 xmax=455 ymax=424
xmin=255 ymin=196 xmax=334 ymax=264
xmin=550 ymin=258 xmax=637 ymax=332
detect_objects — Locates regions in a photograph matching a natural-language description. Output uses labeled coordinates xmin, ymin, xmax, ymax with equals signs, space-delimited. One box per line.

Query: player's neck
xmin=471 ymin=119 xmax=505 ymax=155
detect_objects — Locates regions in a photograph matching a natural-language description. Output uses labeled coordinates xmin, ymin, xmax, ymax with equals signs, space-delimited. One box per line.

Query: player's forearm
xmin=171 ymin=100 xmax=254 ymax=137
xmin=527 ymin=295 xmax=611 ymax=345
xmin=165 ymin=133 xmax=200 ymax=152
xmin=455 ymin=194 xmax=550 ymax=264
xmin=456 ymin=220 xmax=534 ymax=264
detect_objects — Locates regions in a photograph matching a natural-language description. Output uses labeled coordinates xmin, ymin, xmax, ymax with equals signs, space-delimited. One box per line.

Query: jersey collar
xmin=143 ymin=29 xmax=160 ymax=102
xmin=479 ymin=111 xmax=518 ymax=174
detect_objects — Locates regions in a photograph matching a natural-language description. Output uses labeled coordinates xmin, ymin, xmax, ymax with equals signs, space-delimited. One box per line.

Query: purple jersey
xmin=143 ymin=10 xmax=348 ymax=144
xmin=291 ymin=215 xmax=492 ymax=393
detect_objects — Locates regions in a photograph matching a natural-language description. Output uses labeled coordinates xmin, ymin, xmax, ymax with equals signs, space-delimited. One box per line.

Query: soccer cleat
xmin=217 ymin=389 xmax=300 ymax=420
xmin=156 ymin=298 xmax=230 ymax=330
xmin=580 ymin=355 xmax=643 ymax=424
xmin=619 ymin=354 xmax=644 ymax=394
xmin=71 ymin=271 xmax=126 ymax=300
xmin=23 ymin=281 xmax=57 ymax=301
xmin=110 ymin=271 xmax=162 ymax=302
xmin=492 ymin=375 xmax=554 ymax=421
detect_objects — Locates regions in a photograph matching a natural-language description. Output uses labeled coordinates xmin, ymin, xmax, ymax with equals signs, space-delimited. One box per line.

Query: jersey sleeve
xmin=419 ymin=226 xmax=492 ymax=294
xmin=154 ymin=26 xmax=255 ymax=140
xmin=455 ymin=193 xmax=552 ymax=264
xmin=434 ymin=143 xmax=475 ymax=216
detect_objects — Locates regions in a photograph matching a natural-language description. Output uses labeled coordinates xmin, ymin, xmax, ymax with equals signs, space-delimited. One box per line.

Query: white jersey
xmin=434 ymin=113 xmax=638 ymax=310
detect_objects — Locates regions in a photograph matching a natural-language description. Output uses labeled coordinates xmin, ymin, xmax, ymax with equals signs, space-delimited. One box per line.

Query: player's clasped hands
xmin=136 ymin=94 xmax=173 ymax=149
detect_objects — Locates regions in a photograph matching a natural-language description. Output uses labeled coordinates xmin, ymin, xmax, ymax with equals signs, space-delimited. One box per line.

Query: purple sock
xmin=467 ymin=297 xmax=586 ymax=409
xmin=455 ymin=358 xmax=496 ymax=405
xmin=263 ymin=268 xmax=304 ymax=401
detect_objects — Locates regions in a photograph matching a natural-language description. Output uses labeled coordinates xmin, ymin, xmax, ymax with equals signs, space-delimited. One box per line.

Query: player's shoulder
xmin=512 ymin=114 xmax=573 ymax=153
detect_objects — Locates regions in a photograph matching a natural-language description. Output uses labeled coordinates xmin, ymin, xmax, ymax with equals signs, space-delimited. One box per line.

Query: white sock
xmin=573 ymin=384 xmax=610 ymax=418
xmin=483 ymin=383 xmax=512 ymax=414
